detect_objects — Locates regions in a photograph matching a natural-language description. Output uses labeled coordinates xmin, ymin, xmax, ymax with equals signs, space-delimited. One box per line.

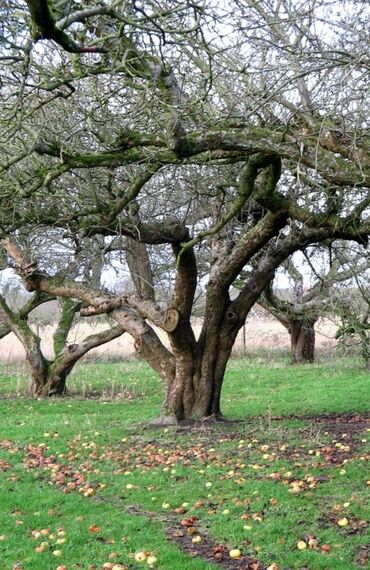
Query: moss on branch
xmin=177 ymin=153 xmax=285 ymax=262
xmin=25 ymin=0 xmax=105 ymax=53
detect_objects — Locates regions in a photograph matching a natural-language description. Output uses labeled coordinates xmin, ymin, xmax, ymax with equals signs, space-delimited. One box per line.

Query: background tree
xmin=334 ymin=249 xmax=370 ymax=369
xmin=0 ymin=0 xmax=369 ymax=422
xmin=0 ymin=234 xmax=125 ymax=394
xmin=259 ymin=243 xmax=370 ymax=363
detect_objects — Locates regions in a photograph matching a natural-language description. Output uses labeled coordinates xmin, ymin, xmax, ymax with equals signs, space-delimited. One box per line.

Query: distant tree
xmin=336 ymin=310 xmax=370 ymax=369
xmin=334 ymin=252 xmax=370 ymax=369
xmin=0 ymin=235 xmax=125 ymax=394
xmin=260 ymin=243 xmax=370 ymax=363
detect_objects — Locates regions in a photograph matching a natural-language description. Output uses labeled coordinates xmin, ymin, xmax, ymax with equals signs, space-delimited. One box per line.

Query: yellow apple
xmin=134 ymin=551 xmax=147 ymax=562
xmin=229 ymin=548 xmax=242 ymax=559
xmin=53 ymin=550 xmax=63 ymax=557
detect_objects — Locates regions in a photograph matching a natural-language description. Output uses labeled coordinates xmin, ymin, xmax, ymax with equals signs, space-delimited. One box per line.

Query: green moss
xmin=53 ymin=299 xmax=78 ymax=357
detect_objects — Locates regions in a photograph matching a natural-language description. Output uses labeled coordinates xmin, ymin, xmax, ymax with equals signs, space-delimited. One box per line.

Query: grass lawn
xmin=0 ymin=356 xmax=369 ymax=570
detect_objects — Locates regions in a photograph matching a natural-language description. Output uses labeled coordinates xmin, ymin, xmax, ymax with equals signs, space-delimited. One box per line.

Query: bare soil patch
xmin=167 ymin=524 xmax=267 ymax=569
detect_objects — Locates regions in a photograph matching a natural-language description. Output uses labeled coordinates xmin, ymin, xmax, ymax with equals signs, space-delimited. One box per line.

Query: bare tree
xmin=0 ymin=0 xmax=369 ymax=422
xmin=334 ymin=249 xmax=370 ymax=369
xmin=0 ymin=234 xmax=125 ymax=394
xmin=259 ymin=243 xmax=370 ymax=363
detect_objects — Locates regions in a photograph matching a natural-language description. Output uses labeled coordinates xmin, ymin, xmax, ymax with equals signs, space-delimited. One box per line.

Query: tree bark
xmin=26 ymin=345 xmax=50 ymax=395
xmin=154 ymin=311 xmax=239 ymax=423
xmin=289 ymin=318 xmax=316 ymax=363
xmin=27 ymin=358 xmax=69 ymax=396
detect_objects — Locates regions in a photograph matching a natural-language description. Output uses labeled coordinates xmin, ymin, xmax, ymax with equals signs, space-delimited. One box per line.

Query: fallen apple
xmin=229 ymin=549 xmax=242 ymax=559
xmin=297 ymin=541 xmax=307 ymax=550
xmin=35 ymin=545 xmax=47 ymax=553
xmin=52 ymin=550 xmax=62 ymax=557
xmin=134 ymin=551 xmax=147 ymax=562
xmin=320 ymin=544 xmax=331 ymax=552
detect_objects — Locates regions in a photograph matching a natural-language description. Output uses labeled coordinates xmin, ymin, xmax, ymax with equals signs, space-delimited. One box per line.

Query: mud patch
xmin=357 ymin=544 xmax=370 ymax=567
xmin=167 ymin=522 xmax=268 ymax=569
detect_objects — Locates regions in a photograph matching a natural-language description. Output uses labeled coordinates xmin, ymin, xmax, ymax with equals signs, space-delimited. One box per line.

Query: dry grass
xmin=0 ymin=317 xmax=338 ymax=363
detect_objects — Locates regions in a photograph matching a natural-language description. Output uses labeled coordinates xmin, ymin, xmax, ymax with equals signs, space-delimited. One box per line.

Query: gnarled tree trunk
xmin=0 ymin=292 xmax=125 ymax=396
xmin=26 ymin=343 xmax=50 ymax=395
xmin=259 ymin=279 xmax=318 ymax=365
xmin=289 ymin=318 xmax=316 ymax=363
xmin=25 ymin=322 xmax=126 ymax=396
xmin=143 ymin=244 xmax=284 ymax=423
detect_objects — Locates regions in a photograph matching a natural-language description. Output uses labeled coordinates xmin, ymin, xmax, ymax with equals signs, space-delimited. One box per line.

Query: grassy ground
xmin=0 ymin=356 xmax=369 ymax=570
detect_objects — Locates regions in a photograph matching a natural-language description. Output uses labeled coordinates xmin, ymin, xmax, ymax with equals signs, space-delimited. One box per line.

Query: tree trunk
xmin=159 ymin=352 xmax=228 ymax=423
xmin=152 ymin=244 xmax=288 ymax=424
xmin=26 ymin=353 xmax=70 ymax=396
xmin=157 ymin=300 xmax=240 ymax=423
xmin=157 ymin=322 xmax=239 ymax=423
xmin=158 ymin=292 xmax=317 ymax=423
xmin=26 ymin=349 xmax=50 ymax=396
xmin=359 ymin=331 xmax=370 ymax=370
xmin=289 ymin=318 xmax=316 ymax=363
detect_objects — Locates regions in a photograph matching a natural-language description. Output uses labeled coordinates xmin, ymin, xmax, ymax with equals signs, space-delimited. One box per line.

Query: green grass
xmin=224 ymin=358 xmax=370 ymax=416
xmin=0 ymin=356 xmax=369 ymax=569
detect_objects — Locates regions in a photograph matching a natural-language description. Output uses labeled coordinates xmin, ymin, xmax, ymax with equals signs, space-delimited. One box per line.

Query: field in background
xmin=0 ymin=357 xmax=369 ymax=570
xmin=0 ymin=317 xmax=338 ymax=363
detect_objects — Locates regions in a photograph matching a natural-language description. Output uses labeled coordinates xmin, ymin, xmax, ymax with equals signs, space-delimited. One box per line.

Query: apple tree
xmin=0 ymin=235 xmax=125 ymax=394
xmin=0 ymin=0 xmax=369 ymax=422
xmin=259 ymin=243 xmax=370 ymax=363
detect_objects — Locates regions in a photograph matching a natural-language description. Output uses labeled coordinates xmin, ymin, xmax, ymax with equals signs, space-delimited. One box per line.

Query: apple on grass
xmin=134 ymin=551 xmax=147 ymax=562
xmin=52 ymin=550 xmax=63 ymax=557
